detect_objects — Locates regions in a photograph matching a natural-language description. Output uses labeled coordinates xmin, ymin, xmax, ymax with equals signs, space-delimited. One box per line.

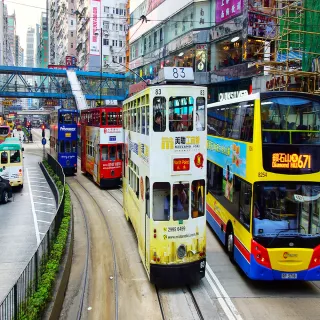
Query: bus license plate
xmin=281 ymin=273 xmax=297 ymax=279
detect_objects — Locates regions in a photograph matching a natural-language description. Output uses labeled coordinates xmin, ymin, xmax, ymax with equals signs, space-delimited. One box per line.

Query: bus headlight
xmin=177 ymin=244 xmax=186 ymax=259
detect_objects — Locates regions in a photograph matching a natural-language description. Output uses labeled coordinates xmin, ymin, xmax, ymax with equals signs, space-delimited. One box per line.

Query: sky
xmin=5 ymin=0 xmax=47 ymax=50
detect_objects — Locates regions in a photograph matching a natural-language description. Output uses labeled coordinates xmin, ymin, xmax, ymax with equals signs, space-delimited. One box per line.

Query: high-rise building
xmin=7 ymin=10 xmax=16 ymax=65
xmin=35 ymin=24 xmax=40 ymax=66
xmin=49 ymin=0 xmax=77 ymax=65
xmin=26 ymin=26 xmax=35 ymax=67
xmin=37 ymin=12 xmax=49 ymax=68
xmin=15 ymin=35 xmax=24 ymax=66
xmin=0 ymin=1 xmax=4 ymax=65
xmin=76 ymin=0 xmax=127 ymax=72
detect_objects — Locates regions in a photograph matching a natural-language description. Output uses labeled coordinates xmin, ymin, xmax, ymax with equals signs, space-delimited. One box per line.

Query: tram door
xmin=145 ymin=177 xmax=150 ymax=273
xmin=93 ymin=144 xmax=99 ymax=183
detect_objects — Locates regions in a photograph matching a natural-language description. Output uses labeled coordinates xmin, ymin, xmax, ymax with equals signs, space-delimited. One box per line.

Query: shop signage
xmin=216 ymin=0 xmax=243 ymax=24
xmin=210 ymin=16 xmax=244 ymax=41
xmin=90 ymin=0 xmax=100 ymax=56
xmin=146 ymin=0 xmax=166 ymax=14
xmin=168 ymin=31 xmax=193 ymax=54
xmin=248 ymin=0 xmax=276 ymax=15
xmin=248 ymin=13 xmax=276 ymax=38
xmin=218 ymin=90 xmax=248 ymax=102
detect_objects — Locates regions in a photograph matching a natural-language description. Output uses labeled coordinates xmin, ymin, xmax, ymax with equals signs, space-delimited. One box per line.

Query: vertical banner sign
xmin=195 ymin=44 xmax=207 ymax=72
xmin=90 ymin=0 xmax=101 ymax=56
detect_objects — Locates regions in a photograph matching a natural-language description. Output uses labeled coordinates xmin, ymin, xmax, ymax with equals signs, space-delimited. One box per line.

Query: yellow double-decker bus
xmin=206 ymin=91 xmax=320 ymax=281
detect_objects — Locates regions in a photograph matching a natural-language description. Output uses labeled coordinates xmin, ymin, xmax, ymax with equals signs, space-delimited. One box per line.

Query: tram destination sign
xmin=158 ymin=67 xmax=194 ymax=83
xmin=173 ymin=158 xmax=190 ymax=172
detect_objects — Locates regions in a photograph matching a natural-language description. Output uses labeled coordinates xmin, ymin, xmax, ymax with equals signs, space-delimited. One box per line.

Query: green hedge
xmin=18 ymin=161 xmax=71 ymax=320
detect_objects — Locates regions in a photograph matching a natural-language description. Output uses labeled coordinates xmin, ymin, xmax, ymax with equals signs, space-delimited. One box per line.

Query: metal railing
xmin=0 ymin=154 xmax=66 ymax=320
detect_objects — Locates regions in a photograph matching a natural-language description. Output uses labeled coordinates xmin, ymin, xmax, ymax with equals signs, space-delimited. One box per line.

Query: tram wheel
xmin=227 ymin=229 xmax=235 ymax=263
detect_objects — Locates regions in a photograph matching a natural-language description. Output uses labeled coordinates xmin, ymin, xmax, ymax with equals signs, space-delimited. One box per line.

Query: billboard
xmin=216 ymin=0 xmax=243 ymax=24
xmin=90 ymin=0 xmax=101 ymax=56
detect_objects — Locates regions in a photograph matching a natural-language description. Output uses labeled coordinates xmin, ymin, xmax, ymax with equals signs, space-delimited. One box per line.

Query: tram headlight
xmin=66 ymin=160 xmax=70 ymax=166
xmin=177 ymin=244 xmax=186 ymax=259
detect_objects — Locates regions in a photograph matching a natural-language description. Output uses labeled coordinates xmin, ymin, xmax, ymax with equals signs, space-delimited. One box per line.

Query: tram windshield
xmin=253 ymin=182 xmax=320 ymax=236
xmin=169 ymin=96 xmax=193 ymax=132
xmin=261 ymin=97 xmax=320 ymax=144
xmin=59 ymin=112 xmax=77 ymax=124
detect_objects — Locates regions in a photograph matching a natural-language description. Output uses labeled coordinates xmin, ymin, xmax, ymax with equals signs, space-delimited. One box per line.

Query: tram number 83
xmin=173 ymin=67 xmax=186 ymax=79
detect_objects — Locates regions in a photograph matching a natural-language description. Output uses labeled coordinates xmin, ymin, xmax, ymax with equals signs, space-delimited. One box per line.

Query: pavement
xmin=0 ymin=129 xmax=56 ymax=302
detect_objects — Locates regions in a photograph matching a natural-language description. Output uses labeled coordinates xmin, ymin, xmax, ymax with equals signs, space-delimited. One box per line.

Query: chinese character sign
xmin=216 ymin=0 xmax=243 ymax=24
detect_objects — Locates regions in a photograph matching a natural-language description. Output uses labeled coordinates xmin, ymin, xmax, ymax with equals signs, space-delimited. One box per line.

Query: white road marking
xmin=26 ymin=169 xmax=41 ymax=246
xmin=39 ymin=232 xmax=46 ymax=235
xmin=35 ymin=210 xmax=55 ymax=214
xmin=33 ymin=195 xmax=54 ymax=200
xmin=29 ymin=181 xmax=49 ymax=184
xmin=37 ymin=219 xmax=51 ymax=224
xmin=31 ymin=190 xmax=52 ymax=194
xmin=206 ymin=264 xmax=243 ymax=320
xmin=33 ymin=202 xmax=55 ymax=206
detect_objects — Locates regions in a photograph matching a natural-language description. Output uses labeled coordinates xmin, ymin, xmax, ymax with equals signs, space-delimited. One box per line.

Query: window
xmin=1 ymin=152 xmax=8 ymax=164
xmin=144 ymin=37 xmax=147 ymax=52
xmin=142 ymin=106 xmax=146 ymax=134
xmin=60 ymin=140 xmax=65 ymax=153
xmin=116 ymin=24 xmax=118 ymax=31
xmin=196 ymin=97 xmax=205 ymax=131
xmin=153 ymin=97 xmax=166 ymax=132
xmin=71 ymin=31 xmax=74 ymax=37
xmin=119 ymin=56 xmax=122 ymax=63
xmin=160 ymin=28 xmax=163 ymax=42
xmin=119 ymin=40 xmax=123 ymax=47
xmin=173 ymin=182 xmax=189 ymax=221
xmin=10 ymin=150 xmax=20 ymax=163
xmin=104 ymin=6 xmax=109 ymax=13
xmin=239 ymin=180 xmax=251 ymax=230
xmin=154 ymin=31 xmax=157 ymax=45
xmin=146 ymin=177 xmax=150 ymax=217
xmin=137 ymin=107 xmax=141 ymax=133
xmin=116 ymin=8 xmax=119 ymax=14
xmin=71 ymin=20 xmax=73 ymax=26
xmin=169 ymin=96 xmax=194 ymax=132
xmin=113 ymin=7 xmax=115 ymax=14
xmin=128 ymin=159 xmax=139 ymax=197
xmin=153 ymin=182 xmax=170 ymax=221
xmin=207 ymin=101 xmax=254 ymax=142
xmin=71 ymin=43 xmax=74 ymax=49
xmin=65 ymin=141 xmax=71 ymax=153
xmin=103 ymin=54 xmax=109 ymax=62
xmin=72 ymin=141 xmax=76 ymax=153
xmin=103 ymin=21 xmax=109 ymax=30
xmin=113 ymin=56 xmax=117 ymax=62
xmin=120 ymin=24 xmax=123 ymax=31
xmin=120 ymin=9 xmax=123 ymax=15
xmin=117 ymin=145 xmax=122 ymax=160
xmin=109 ymin=146 xmax=116 ymax=160
xmin=149 ymin=35 xmax=151 ymax=48
xmin=103 ymin=39 xmax=109 ymax=46
xmin=123 ymin=57 xmax=126 ymax=63
xmin=101 ymin=111 xmax=106 ymax=125
xmin=191 ymin=180 xmax=205 ymax=218
xmin=101 ymin=146 xmax=108 ymax=160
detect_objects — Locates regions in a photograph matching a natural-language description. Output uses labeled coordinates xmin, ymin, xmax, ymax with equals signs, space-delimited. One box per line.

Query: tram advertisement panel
xmin=58 ymin=124 xmax=77 ymax=140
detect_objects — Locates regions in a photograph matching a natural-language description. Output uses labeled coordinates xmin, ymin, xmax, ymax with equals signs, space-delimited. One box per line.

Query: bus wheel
xmin=2 ymin=191 xmax=9 ymax=204
xmin=227 ymin=230 xmax=235 ymax=263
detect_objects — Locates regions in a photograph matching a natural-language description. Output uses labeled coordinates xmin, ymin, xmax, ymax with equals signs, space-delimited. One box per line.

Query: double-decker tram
xmin=49 ymin=109 xmax=79 ymax=175
xmin=123 ymin=68 xmax=207 ymax=285
xmin=80 ymin=107 xmax=123 ymax=187
xmin=206 ymin=91 xmax=320 ymax=280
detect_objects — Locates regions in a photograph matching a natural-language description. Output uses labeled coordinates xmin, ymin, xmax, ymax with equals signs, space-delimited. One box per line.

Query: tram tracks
xmin=68 ymin=177 xmax=119 ymax=320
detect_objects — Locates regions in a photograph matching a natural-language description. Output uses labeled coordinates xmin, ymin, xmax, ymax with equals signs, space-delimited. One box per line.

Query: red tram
xmin=80 ymin=107 xmax=123 ymax=187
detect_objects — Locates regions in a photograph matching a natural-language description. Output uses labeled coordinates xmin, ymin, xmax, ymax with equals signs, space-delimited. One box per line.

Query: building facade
xmin=15 ymin=35 xmax=24 ymax=66
xmin=26 ymin=26 xmax=35 ymax=67
xmin=128 ymin=0 xmax=280 ymax=102
xmin=37 ymin=12 xmax=49 ymax=68
xmin=49 ymin=0 xmax=77 ymax=65
xmin=76 ymin=0 xmax=127 ymax=72
xmin=7 ymin=11 xmax=16 ymax=65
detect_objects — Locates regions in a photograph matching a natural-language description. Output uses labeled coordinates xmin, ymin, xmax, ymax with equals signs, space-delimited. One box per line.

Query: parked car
xmin=0 ymin=176 xmax=12 ymax=204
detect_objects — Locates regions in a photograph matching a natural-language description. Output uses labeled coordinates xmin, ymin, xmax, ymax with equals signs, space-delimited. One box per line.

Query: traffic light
xmin=41 ymin=124 xmax=45 ymax=137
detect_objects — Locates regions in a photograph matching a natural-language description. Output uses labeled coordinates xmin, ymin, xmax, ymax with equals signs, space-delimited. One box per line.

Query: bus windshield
xmin=261 ymin=97 xmax=320 ymax=144
xmin=253 ymin=183 xmax=320 ymax=236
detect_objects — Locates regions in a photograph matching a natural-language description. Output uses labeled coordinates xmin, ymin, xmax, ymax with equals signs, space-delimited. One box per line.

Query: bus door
xmin=145 ymin=177 xmax=150 ymax=273
xmin=0 ymin=151 xmax=9 ymax=180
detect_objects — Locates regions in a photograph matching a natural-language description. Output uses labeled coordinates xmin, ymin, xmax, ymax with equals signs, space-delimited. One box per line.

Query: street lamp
xmin=94 ymin=28 xmax=109 ymax=106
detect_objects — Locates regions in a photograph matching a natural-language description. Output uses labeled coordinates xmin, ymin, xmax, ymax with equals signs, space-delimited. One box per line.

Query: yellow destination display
xmin=272 ymin=153 xmax=311 ymax=169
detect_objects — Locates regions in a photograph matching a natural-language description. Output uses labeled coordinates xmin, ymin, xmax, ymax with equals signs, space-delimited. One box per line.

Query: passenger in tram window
xmin=172 ymin=184 xmax=188 ymax=220
xmin=196 ymin=113 xmax=203 ymax=131
xmin=169 ymin=112 xmax=174 ymax=131
xmin=173 ymin=114 xmax=183 ymax=131
xmin=101 ymin=147 xmax=108 ymax=160
xmin=153 ymin=111 xmax=162 ymax=132
xmin=109 ymin=146 xmax=116 ymax=160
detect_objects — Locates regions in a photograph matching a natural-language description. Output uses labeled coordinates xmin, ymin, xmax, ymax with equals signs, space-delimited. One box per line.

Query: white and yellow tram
xmin=123 ymin=68 xmax=207 ymax=286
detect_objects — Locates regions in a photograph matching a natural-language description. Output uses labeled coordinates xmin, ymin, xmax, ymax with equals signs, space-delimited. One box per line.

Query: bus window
xmin=153 ymin=97 xmax=166 ymax=132
xmin=10 ymin=150 xmax=20 ymax=163
xmin=191 ymin=180 xmax=205 ymax=218
xmin=1 ymin=151 xmax=8 ymax=164
xmin=153 ymin=182 xmax=170 ymax=221
xmin=173 ymin=183 xmax=189 ymax=221
xmin=101 ymin=146 xmax=108 ymax=160
xmin=72 ymin=141 xmax=76 ymax=153
xmin=65 ymin=141 xmax=71 ymax=153
xmin=60 ymin=140 xmax=65 ymax=153
xmin=117 ymin=145 xmax=122 ymax=160
xmin=196 ymin=97 xmax=205 ymax=131
xmin=207 ymin=161 xmax=223 ymax=196
xmin=101 ymin=112 xmax=107 ymax=125
xmin=239 ymin=180 xmax=252 ymax=230
xmin=109 ymin=146 xmax=116 ymax=160
xmin=169 ymin=96 xmax=194 ymax=132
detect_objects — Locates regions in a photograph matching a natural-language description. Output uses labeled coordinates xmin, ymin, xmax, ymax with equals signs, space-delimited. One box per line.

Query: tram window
xmin=60 ymin=140 xmax=65 ymax=153
xmin=169 ymin=96 xmax=194 ymax=132
xmin=101 ymin=112 xmax=107 ymax=125
xmin=10 ymin=150 xmax=20 ymax=163
xmin=119 ymin=112 xmax=122 ymax=126
xmin=137 ymin=108 xmax=141 ymax=133
xmin=109 ymin=146 xmax=116 ymax=160
xmin=196 ymin=97 xmax=205 ymax=131
xmin=153 ymin=182 xmax=170 ymax=221
xmin=63 ymin=113 xmax=72 ymax=124
xmin=173 ymin=182 xmax=189 ymax=221
xmin=65 ymin=141 xmax=71 ymax=153
xmin=117 ymin=145 xmax=122 ymax=160
xmin=191 ymin=180 xmax=205 ymax=218
xmin=141 ymin=107 xmax=146 ymax=134
xmin=146 ymin=107 xmax=150 ymax=135
xmin=1 ymin=152 xmax=8 ymax=164
xmin=72 ymin=141 xmax=76 ymax=153
xmin=153 ymin=97 xmax=166 ymax=132
xmin=101 ymin=146 xmax=108 ymax=160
